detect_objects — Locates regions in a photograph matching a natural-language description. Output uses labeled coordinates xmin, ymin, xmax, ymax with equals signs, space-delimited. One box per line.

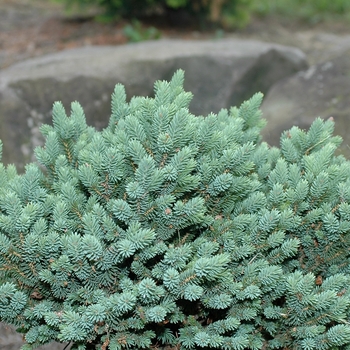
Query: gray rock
xmin=0 ymin=39 xmax=307 ymax=170
xmin=261 ymin=48 xmax=350 ymax=157
xmin=0 ymin=322 xmax=71 ymax=350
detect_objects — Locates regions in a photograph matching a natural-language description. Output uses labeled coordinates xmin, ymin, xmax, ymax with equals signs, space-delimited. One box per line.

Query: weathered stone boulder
xmin=0 ymin=39 xmax=307 ymax=170
xmin=262 ymin=48 xmax=350 ymax=157
xmin=0 ymin=322 xmax=71 ymax=350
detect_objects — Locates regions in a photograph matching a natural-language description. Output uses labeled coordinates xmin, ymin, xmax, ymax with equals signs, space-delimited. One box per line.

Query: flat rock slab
xmin=261 ymin=48 xmax=350 ymax=157
xmin=0 ymin=39 xmax=306 ymax=169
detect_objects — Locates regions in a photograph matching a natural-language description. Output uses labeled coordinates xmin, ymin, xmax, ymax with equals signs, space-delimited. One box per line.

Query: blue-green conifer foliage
xmin=1 ymin=71 xmax=350 ymax=349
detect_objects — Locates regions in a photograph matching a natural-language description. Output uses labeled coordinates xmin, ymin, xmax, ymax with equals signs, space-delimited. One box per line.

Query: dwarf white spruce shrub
xmin=1 ymin=70 xmax=350 ymax=350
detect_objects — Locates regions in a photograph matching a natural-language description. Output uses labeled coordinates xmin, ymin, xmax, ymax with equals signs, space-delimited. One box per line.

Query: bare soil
xmin=1 ymin=0 xmax=350 ymax=70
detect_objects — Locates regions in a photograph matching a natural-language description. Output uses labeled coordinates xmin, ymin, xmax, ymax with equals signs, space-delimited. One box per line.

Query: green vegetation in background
xmin=251 ymin=0 xmax=350 ymax=24
xmin=122 ymin=20 xmax=161 ymax=42
xmin=52 ymin=0 xmax=253 ymax=29
xmin=51 ymin=0 xmax=350 ymax=31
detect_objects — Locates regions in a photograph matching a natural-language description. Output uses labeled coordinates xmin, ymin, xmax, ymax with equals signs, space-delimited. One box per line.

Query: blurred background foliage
xmin=52 ymin=0 xmax=254 ymax=29
xmin=53 ymin=0 xmax=350 ymax=29
xmin=123 ymin=19 xmax=161 ymax=42
xmin=252 ymin=0 xmax=350 ymax=25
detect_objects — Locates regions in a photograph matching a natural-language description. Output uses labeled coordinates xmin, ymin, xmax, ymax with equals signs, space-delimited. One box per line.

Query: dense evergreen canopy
xmin=1 ymin=71 xmax=350 ymax=349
